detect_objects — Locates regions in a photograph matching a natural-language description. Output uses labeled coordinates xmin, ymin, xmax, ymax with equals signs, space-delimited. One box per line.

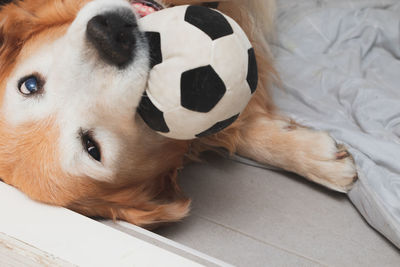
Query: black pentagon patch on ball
xmin=181 ymin=65 xmax=226 ymax=113
xmin=145 ymin=32 xmax=162 ymax=69
xmin=137 ymin=92 xmax=170 ymax=133
xmin=196 ymin=114 xmax=240 ymax=138
xmin=247 ymin=48 xmax=258 ymax=94
xmin=184 ymin=5 xmax=233 ymax=41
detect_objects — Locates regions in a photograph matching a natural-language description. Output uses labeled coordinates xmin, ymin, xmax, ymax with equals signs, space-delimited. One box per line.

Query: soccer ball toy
xmin=137 ymin=5 xmax=258 ymax=140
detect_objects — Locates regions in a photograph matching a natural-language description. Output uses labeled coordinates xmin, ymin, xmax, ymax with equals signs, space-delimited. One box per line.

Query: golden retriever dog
xmin=0 ymin=0 xmax=357 ymax=227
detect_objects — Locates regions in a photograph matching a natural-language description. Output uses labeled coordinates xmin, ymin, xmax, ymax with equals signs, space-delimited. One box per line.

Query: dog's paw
xmin=294 ymin=130 xmax=358 ymax=193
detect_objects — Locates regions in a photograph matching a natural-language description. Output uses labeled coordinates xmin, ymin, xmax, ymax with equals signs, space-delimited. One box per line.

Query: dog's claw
xmin=336 ymin=150 xmax=350 ymax=160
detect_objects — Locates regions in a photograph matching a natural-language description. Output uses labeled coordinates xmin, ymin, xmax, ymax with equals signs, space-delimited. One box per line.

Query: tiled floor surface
xmin=154 ymin=153 xmax=400 ymax=266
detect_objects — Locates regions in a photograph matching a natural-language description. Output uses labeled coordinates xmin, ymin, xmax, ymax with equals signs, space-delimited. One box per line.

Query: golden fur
xmin=0 ymin=0 xmax=357 ymax=227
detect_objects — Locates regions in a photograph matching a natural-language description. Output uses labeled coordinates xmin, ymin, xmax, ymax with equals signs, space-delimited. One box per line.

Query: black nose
xmin=86 ymin=11 xmax=138 ymax=68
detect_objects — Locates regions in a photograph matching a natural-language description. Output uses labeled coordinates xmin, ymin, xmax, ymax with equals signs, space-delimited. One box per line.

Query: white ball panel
xmin=211 ymin=35 xmax=247 ymax=92
xmin=225 ymin=16 xmax=253 ymax=50
xmin=140 ymin=5 xmax=213 ymax=63
xmin=158 ymin=20 xmax=213 ymax=63
xmin=139 ymin=5 xmax=188 ymax=32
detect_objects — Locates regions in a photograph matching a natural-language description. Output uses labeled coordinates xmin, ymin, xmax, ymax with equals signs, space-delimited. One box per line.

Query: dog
xmin=0 ymin=0 xmax=357 ymax=227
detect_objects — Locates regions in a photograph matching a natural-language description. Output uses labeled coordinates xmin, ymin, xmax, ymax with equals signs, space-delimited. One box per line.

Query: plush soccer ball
xmin=138 ymin=5 xmax=258 ymax=140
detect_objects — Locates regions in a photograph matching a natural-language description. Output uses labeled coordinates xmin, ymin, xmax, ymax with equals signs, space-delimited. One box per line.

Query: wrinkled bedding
xmin=272 ymin=0 xmax=400 ymax=247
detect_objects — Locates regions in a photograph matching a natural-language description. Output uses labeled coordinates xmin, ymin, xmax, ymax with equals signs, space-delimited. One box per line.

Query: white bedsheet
xmin=272 ymin=0 xmax=400 ymax=247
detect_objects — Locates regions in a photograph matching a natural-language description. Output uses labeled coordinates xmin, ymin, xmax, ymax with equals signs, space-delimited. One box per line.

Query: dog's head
xmin=0 ymin=0 xmax=191 ymax=227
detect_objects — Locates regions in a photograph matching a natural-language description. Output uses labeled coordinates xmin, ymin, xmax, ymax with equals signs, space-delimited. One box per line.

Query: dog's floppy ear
xmin=0 ymin=9 xmax=6 ymax=74
xmin=120 ymin=169 xmax=191 ymax=227
xmin=0 ymin=27 xmax=3 ymax=51
xmin=113 ymin=197 xmax=191 ymax=228
xmin=68 ymin=169 xmax=191 ymax=228
xmin=0 ymin=1 xmax=6 ymax=47
xmin=0 ymin=1 xmax=25 ymax=75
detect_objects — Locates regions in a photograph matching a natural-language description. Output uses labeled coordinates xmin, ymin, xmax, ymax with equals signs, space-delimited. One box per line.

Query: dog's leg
xmin=234 ymin=114 xmax=357 ymax=192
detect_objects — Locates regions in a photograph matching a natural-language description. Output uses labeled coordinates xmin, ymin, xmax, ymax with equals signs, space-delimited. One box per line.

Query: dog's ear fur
xmin=0 ymin=24 xmax=3 ymax=52
xmin=110 ymin=169 xmax=191 ymax=228
xmin=68 ymin=169 xmax=191 ymax=228
xmin=0 ymin=1 xmax=27 ymax=77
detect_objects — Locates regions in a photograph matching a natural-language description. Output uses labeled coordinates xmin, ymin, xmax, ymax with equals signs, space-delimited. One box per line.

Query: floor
xmin=150 ymin=152 xmax=400 ymax=266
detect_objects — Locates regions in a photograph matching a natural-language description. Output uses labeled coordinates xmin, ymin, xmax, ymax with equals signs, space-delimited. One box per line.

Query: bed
xmin=272 ymin=0 xmax=400 ymax=248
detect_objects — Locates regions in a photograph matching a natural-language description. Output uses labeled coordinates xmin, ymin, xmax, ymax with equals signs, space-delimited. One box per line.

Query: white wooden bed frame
xmin=0 ymin=182 xmax=229 ymax=266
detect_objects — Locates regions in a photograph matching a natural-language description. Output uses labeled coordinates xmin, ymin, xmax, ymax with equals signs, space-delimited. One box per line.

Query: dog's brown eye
xmin=82 ymin=132 xmax=101 ymax=162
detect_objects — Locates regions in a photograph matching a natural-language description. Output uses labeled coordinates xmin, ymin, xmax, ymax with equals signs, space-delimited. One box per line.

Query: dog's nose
xmin=86 ymin=11 xmax=138 ymax=68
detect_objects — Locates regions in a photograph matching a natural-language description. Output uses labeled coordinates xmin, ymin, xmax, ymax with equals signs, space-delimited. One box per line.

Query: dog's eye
xmin=82 ymin=132 xmax=101 ymax=162
xmin=18 ymin=75 xmax=44 ymax=96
